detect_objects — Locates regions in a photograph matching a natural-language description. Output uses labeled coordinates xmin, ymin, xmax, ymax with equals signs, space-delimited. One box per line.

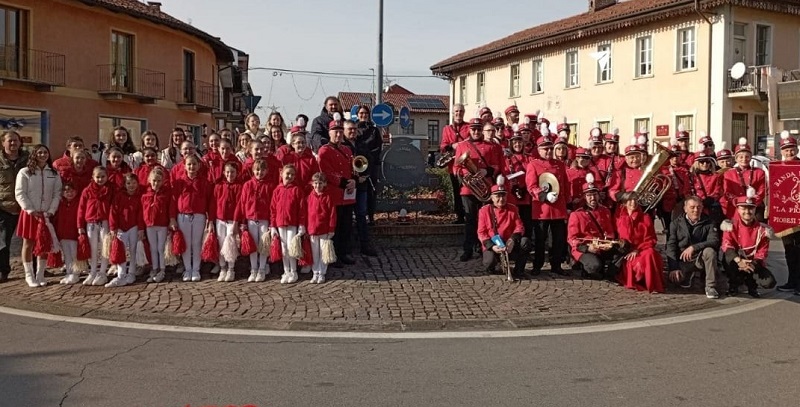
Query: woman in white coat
xmin=15 ymin=144 xmax=62 ymax=287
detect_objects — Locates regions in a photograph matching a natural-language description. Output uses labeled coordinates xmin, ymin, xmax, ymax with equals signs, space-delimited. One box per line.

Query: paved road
xmin=2 ymin=295 xmax=798 ymax=407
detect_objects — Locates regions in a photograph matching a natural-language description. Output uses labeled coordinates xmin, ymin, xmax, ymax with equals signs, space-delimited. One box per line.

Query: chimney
xmin=589 ymin=0 xmax=617 ymax=12
xmin=147 ymin=1 xmax=162 ymax=11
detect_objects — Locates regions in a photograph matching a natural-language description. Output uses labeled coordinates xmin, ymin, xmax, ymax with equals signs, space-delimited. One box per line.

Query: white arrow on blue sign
xmin=371 ymin=103 xmax=394 ymax=127
xmin=399 ymin=106 xmax=411 ymax=128
xmin=350 ymin=105 xmax=360 ymax=120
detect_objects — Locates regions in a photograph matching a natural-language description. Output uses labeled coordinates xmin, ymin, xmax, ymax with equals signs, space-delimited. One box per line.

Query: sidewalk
xmin=0 ymin=235 xmax=787 ymax=332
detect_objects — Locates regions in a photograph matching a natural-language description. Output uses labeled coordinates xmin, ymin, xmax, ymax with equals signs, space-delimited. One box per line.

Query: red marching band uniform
xmin=452 ymin=127 xmax=504 ymax=198
xmin=720 ymin=139 xmax=766 ymax=219
xmin=608 ymin=144 xmax=646 ymax=203
xmin=440 ymin=121 xmax=471 ymax=175
xmin=566 ymin=148 xmax=601 ymax=210
xmin=616 ymin=203 xmax=665 ymax=293
xmin=317 ymin=139 xmax=356 ymax=206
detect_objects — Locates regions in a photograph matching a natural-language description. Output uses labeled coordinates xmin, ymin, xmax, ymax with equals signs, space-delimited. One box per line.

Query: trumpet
xmin=436 ymin=151 xmax=455 ymax=167
xmin=353 ymin=155 xmax=369 ymax=174
xmin=500 ymin=250 xmax=512 ymax=282
xmin=575 ymin=237 xmax=625 ymax=251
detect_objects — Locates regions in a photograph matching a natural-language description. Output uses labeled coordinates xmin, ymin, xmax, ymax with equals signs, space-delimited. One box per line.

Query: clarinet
xmin=687 ymin=169 xmax=697 ymax=197
xmin=604 ymin=156 xmax=615 ymax=187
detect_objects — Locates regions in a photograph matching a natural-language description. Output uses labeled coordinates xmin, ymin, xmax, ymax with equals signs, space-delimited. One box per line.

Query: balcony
xmin=0 ymin=45 xmax=65 ymax=91
xmin=97 ymin=64 xmax=165 ymax=104
xmin=728 ymin=65 xmax=768 ymax=101
xmin=176 ymin=80 xmax=218 ymax=113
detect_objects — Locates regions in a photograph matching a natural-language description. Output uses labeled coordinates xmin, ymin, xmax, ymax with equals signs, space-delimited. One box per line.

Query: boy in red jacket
xmin=141 ymin=167 xmax=170 ymax=283
xmin=55 ymin=184 xmax=81 ymax=285
xmin=77 ymin=167 xmax=114 ymax=286
xmin=106 ymin=173 xmax=146 ymax=287
xmin=270 ymin=164 xmax=307 ymax=284
xmin=214 ymin=162 xmax=242 ymax=282
xmin=307 ymin=172 xmax=337 ymax=283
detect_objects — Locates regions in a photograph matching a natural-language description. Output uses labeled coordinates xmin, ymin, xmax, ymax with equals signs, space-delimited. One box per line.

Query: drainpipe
xmin=696 ymin=0 xmax=715 ymax=145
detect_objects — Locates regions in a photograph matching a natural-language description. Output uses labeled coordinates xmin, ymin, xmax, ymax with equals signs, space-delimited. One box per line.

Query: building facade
xmin=0 ymin=0 xmax=248 ymax=151
xmin=431 ymin=0 xmax=800 ymax=156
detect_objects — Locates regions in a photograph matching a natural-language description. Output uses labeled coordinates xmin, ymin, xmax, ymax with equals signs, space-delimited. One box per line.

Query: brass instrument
xmin=455 ymin=152 xmax=492 ymax=202
xmin=575 ymin=237 xmax=625 ymax=252
xmin=538 ymin=173 xmax=560 ymax=195
xmin=632 ymin=142 xmax=672 ymax=212
xmin=436 ymin=151 xmax=455 ymax=168
xmin=500 ymin=250 xmax=512 ymax=282
xmin=353 ymin=155 xmax=369 ymax=173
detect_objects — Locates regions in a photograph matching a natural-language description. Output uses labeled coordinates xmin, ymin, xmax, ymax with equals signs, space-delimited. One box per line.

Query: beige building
xmin=431 ymin=0 xmax=800 ymax=156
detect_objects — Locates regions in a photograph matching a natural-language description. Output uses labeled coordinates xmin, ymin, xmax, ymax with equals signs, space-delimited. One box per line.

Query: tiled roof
xmin=338 ymin=90 xmax=450 ymax=114
xmin=431 ymin=0 xmax=800 ymax=75
xmin=76 ymin=0 xmax=234 ymax=62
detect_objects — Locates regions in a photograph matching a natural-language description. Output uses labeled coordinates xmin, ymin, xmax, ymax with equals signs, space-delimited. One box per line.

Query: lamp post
xmin=376 ymin=0 xmax=383 ymax=105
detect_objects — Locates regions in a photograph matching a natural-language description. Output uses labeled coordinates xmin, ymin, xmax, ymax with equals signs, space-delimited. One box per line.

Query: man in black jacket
xmin=344 ymin=120 xmax=378 ymax=256
xmin=355 ymin=105 xmax=384 ymax=225
xmin=666 ymin=196 xmax=723 ymax=299
xmin=310 ymin=96 xmax=343 ymax=151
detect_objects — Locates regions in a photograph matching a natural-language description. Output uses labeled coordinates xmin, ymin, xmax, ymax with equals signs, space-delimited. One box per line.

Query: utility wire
xmin=249 ymin=66 xmax=437 ymax=79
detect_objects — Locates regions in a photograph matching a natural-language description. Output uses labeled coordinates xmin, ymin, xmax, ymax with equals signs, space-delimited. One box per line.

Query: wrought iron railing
xmin=728 ymin=65 xmax=768 ymax=93
xmin=0 ymin=45 xmax=65 ymax=86
xmin=97 ymin=64 xmax=165 ymax=99
xmin=176 ymin=79 xmax=218 ymax=109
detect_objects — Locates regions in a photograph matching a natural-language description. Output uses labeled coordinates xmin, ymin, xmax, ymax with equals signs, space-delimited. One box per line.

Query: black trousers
xmin=517 ymin=204 xmax=533 ymax=240
xmin=578 ymin=250 xmax=623 ymax=281
xmin=461 ymin=195 xmax=481 ymax=253
xmin=532 ymin=219 xmax=566 ymax=271
xmin=334 ymin=204 xmax=355 ymax=257
xmin=782 ymin=232 xmax=800 ymax=287
xmin=450 ymin=174 xmax=466 ymax=221
xmin=482 ymin=237 xmax=531 ymax=273
xmin=723 ymin=259 xmax=776 ymax=290
xmin=0 ymin=210 xmax=18 ymax=276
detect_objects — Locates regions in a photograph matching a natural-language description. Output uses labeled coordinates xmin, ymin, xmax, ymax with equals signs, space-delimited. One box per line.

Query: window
xmin=567 ymin=123 xmax=579 ymax=145
xmin=754 ymin=114 xmax=767 ymax=137
xmin=731 ymin=113 xmax=748 ymax=148
xmin=99 ymin=116 xmax=146 ymax=145
xmin=0 ymin=107 xmax=45 ymax=147
xmin=509 ymin=64 xmax=520 ymax=97
xmin=597 ymin=121 xmax=611 ymax=134
xmin=183 ymin=50 xmax=196 ymax=102
xmin=110 ymin=31 xmax=134 ymax=92
xmin=677 ymin=27 xmax=696 ymax=70
xmin=634 ymin=118 xmax=651 ymax=135
xmin=636 ymin=36 xmax=653 ymax=77
xmin=756 ymin=24 xmax=771 ymax=65
xmin=532 ymin=59 xmax=543 ymax=93
xmin=458 ymin=76 xmax=466 ymax=104
xmin=0 ymin=5 xmax=29 ymax=76
xmin=476 ymin=72 xmax=485 ymax=103
xmin=177 ymin=122 xmax=203 ymax=145
xmin=566 ymin=51 xmax=579 ymax=88
xmin=676 ymin=115 xmax=695 ymax=143
xmin=428 ymin=120 xmax=440 ymax=145
xmin=402 ymin=119 xmax=415 ymax=135
xmin=596 ymin=44 xmax=612 ymax=83
xmin=733 ymin=23 xmax=748 ymax=64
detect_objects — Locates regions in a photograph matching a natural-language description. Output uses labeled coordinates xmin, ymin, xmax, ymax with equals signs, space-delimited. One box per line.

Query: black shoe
xmin=459 ymin=252 xmax=472 ymax=262
xmin=361 ymin=246 xmax=378 ymax=257
xmin=551 ymin=268 xmax=570 ymax=276
xmin=794 ymin=289 xmax=800 ymax=296
xmin=452 ymin=218 xmax=465 ymax=225
xmin=530 ymin=268 xmax=542 ymax=276
xmin=727 ymin=286 xmax=739 ymax=296
xmin=748 ymin=287 xmax=761 ymax=298
xmin=776 ymin=283 xmax=796 ymax=292
xmin=330 ymin=261 xmax=344 ymax=269
xmin=340 ymin=255 xmax=356 ymax=265
xmin=0 ymin=273 xmax=7 ymax=283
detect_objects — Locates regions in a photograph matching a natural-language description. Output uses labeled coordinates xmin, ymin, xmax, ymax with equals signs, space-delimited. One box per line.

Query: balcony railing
xmin=97 ymin=64 xmax=166 ymax=101
xmin=728 ymin=65 xmax=768 ymax=96
xmin=176 ymin=79 xmax=218 ymax=111
xmin=0 ymin=45 xmax=65 ymax=87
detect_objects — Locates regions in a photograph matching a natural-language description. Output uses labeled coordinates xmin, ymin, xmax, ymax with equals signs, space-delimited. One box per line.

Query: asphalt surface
xmin=1 ymin=295 xmax=799 ymax=407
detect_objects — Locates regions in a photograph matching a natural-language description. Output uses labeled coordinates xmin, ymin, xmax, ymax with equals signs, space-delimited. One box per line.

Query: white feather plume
xmin=746 ymin=186 xmax=756 ymax=199
xmin=781 ymin=130 xmax=790 ymax=140
xmin=562 ymin=116 xmax=568 ymax=125
xmin=524 ymin=116 xmax=531 ymax=125
xmin=585 ymin=173 xmax=595 ymax=184
xmin=586 ymin=139 xmax=596 ymax=149
xmin=534 ymin=109 xmax=540 ymax=117
xmin=738 ymin=137 xmax=747 ymax=146
xmin=512 ymin=123 xmax=519 ymax=132
xmin=297 ymin=117 xmax=306 ymax=127
xmin=590 ymin=127 xmax=601 ymax=138
xmin=670 ymin=136 xmax=678 ymax=145
xmin=540 ymin=123 xmax=550 ymax=136
xmin=496 ymin=174 xmax=506 ymax=186
xmin=629 ymin=137 xmax=637 ymax=146
xmin=639 ymin=126 xmax=648 ymax=134
xmin=678 ymin=123 xmax=685 ymax=132
xmin=661 ymin=141 xmax=670 ymax=148
xmin=637 ymin=135 xmax=647 ymax=145
xmin=720 ymin=141 xmax=727 ymax=150
xmin=698 ymin=131 xmax=707 ymax=140
xmin=333 ymin=112 xmax=342 ymax=121
xmin=612 ymin=127 xmax=619 ymax=136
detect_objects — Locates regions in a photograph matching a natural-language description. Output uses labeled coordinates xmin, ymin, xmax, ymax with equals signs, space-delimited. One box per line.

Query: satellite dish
xmin=730 ymin=62 xmax=746 ymax=80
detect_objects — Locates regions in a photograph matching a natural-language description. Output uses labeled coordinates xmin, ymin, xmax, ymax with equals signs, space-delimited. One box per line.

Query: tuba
xmin=455 ymin=151 xmax=492 ymax=202
xmin=632 ymin=141 xmax=672 ymax=212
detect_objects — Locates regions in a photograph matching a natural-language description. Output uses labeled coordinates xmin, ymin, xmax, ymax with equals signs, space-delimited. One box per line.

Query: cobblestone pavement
xmin=0 ymin=235 xmax=777 ymax=332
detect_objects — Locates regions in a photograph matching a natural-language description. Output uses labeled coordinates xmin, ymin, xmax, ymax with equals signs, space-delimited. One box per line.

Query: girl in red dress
xmin=235 ymin=158 xmax=273 ymax=282
xmin=134 ymin=147 xmax=167 ymax=188
xmin=616 ymin=192 xmax=665 ymax=293
xmin=55 ymin=183 xmax=80 ymax=284
xmin=142 ymin=167 xmax=170 ymax=283
xmin=77 ymin=166 xmax=114 ymax=286
xmin=307 ymin=172 xmax=336 ymax=283
xmin=58 ymin=150 xmax=92 ymax=196
xmin=280 ymin=133 xmax=318 ymax=193
xmin=170 ymin=154 xmax=215 ymax=282
xmin=107 ymin=173 xmax=145 ymax=287
xmin=213 ymin=162 xmax=242 ymax=282
xmin=270 ymin=164 xmax=307 ymax=284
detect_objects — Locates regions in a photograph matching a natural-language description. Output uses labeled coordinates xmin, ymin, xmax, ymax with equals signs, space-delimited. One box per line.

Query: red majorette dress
xmin=615 ymin=206 xmax=665 ymax=293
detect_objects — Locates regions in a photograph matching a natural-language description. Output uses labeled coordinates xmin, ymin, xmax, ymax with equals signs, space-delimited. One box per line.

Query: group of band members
xmin=440 ymin=103 xmax=800 ymax=297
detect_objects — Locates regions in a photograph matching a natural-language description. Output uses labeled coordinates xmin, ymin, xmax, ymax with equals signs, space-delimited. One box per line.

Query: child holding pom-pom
xmin=214 ymin=162 xmax=242 ymax=282
xmin=55 ymin=184 xmax=81 ymax=284
xmin=235 ymin=158 xmax=273 ymax=282
xmin=142 ymin=167 xmax=170 ymax=283
xmin=77 ymin=166 xmax=114 ymax=286
xmin=270 ymin=165 xmax=307 ymax=284
xmin=306 ymin=172 xmax=337 ymax=284
xmin=170 ymin=154 xmax=215 ymax=282
xmin=106 ymin=173 xmax=145 ymax=287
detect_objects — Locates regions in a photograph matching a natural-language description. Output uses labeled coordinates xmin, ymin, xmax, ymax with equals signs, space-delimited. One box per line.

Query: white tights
xmin=146 ymin=226 xmax=167 ymax=271
xmin=116 ymin=227 xmax=138 ymax=276
xmin=86 ymin=221 xmax=109 ymax=276
xmin=310 ymin=235 xmax=328 ymax=277
xmin=60 ymin=239 xmax=77 ymax=273
xmin=247 ymin=220 xmax=269 ymax=272
xmin=178 ymin=214 xmax=205 ymax=274
xmin=278 ymin=226 xmax=298 ymax=274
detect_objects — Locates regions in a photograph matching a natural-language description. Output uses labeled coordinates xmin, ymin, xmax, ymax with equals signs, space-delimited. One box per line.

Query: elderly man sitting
xmin=477 ymin=182 xmax=530 ymax=280
xmin=666 ymin=196 xmax=722 ymax=299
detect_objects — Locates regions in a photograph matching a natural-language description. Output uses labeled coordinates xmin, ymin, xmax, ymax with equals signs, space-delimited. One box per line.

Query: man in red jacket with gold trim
xmin=440 ymin=103 xmax=470 ymax=224
xmin=477 ymin=183 xmax=529 ymax=280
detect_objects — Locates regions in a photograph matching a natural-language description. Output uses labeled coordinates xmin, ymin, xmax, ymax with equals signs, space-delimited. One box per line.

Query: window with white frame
xmin=458 ymin=76 xmax=466 ymax=104
xmin=634 ymin=117 xmax=651 ymax=135
xmin=509 ymin=64 xmax=520 ymax=97
xmin=532 ymin=59 xmax=543 ymax=93
xmin=476 ymin=72 xmax=485 ymax=103
xmin=597 ymin=121 xmax=611 ymax=134
xmin=636 ymin=36 xmax=653 ymax=77
xmin=677 ymin=27 xmax=696 ymax=70
xmin=676 ymin=115 xmax=694 ymax=140
xmin=567 ymin=123 xmax=579 ymax=145
xmin=596 ymin=44 xmax=612 ymax=83
xmin=756 ymin=24 xmax=771 ymax=65
xmin=428 ymin=120 xmax=440 ymax=145
xmin=566 ymin=51 xmax=579 ymax=88
xmin=733 ymin=23 xmax=747 ymax=64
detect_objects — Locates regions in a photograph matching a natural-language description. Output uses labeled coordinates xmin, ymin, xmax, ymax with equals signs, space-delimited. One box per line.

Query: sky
xmin=158 ymin=0 xmax=585 ymax=122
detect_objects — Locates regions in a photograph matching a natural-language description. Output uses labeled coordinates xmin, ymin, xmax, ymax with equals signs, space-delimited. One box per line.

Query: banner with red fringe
xmin=768 ymin=161 xmax=800 ymax=238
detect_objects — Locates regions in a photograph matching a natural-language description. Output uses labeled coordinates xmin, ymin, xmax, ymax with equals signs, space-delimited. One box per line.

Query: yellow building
xmin=431 ymin=0 xmax=800 ymax=156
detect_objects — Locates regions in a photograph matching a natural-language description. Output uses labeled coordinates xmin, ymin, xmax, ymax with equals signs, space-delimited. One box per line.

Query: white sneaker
xmin=153 ymin=270 xmax=165 ymax=283
xmin=247 ymin=270 xmax=257 ymax=282
xmin=280 ymin=272 xmax=289 ymax=284
xmin=59 ymin=275 xmax=70 ymax=284
xmin=83 ymin=271 xmax=96 ymax=286
xmin=92 ymin=272 xmax=108 ymax=286
xmin=64 ymin=273 xmax=81 ymax=285
xmin=105 ymin=276 xmax=128 ymax=287
xmin=300 ymin=266 xmax=312 ymax=274
xmin=317 ymin=273 xmax=326 ymax=284
xmin=191 ymin=270 xmax=201 ymax=282
xmin=217 ymin=270 xmax=227 ymax=282
xmin=224 ymin=269 xmax=235 ymax=282
xmin=287 ymin=271 xmax=298 ymax=284
xmin=182 ymin=271 xmax=190 ymax=282
xmin=255 ymin=270 xmax=266 ymax=282
xmin=310 ymin=272 xmax=319 ymax=284
xmin=107 ymin=265 xmax=117 ymax=277
xmin=210 ymin=265 xmax=220 ymax=275
xmin=124 ymin=272 xmax=136 ymax=285
xmin=146 ymin=270 xmax=157 ymax=283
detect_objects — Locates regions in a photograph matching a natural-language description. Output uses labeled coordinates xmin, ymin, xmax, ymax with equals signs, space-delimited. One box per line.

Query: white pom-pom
xmin=496 ymin=174 xmax=506 ymax=186
xmin=720 ymin=219 xmax=733 ymax=232
xmin=333 ymin=112 xmax=342 ymax=121
xmin=539 ymin=123 xmax=550 ymax=136
xmin=612 ymin=127 xmax=619 ymax=136
xmin=585 ymin=173 xmax=595 ymax=184
xmin=746 ymin=186 xmax=756 ymax=199
xmin=637 ymin=135 xmax=647 ymax=145
xmin=298 ymin=117 xmax=306 ymax=127
xmin=678 ymin=123 xmax=685 ymax=132
xmin=738 ymin=137 xmax=747 ymax=146
xmin=781 ymin=130 xmax=790 ymax=140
